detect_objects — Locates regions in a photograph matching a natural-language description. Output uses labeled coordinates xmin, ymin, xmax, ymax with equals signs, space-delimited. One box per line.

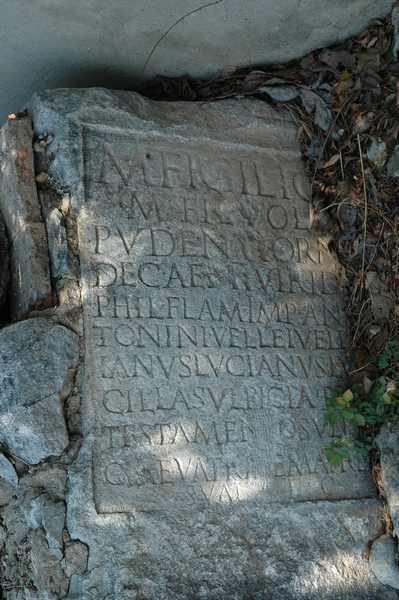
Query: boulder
xmin=0 ymin=0 xmax=394 ymax=121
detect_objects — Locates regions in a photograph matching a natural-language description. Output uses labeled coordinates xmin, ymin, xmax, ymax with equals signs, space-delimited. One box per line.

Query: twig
xmin=357 ymin=134 xmax=368 ymax=293
xmin=339 ymin=151 xmax=345 ymax=181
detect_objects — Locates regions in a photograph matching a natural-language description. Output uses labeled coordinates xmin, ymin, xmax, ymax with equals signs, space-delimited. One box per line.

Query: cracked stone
xmin=0 ymin=317 xmax=79 ymax=464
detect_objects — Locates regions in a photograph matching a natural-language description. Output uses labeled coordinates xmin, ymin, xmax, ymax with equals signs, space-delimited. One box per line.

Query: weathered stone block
xmin=0 ymin=117 xmax=52 ymax=319
xmin=10 ymin=87 xmax=393 ymax=598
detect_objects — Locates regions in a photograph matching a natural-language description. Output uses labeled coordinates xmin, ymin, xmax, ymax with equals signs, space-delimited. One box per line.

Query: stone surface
xmin=377 ymin=424 xmax=399 ymax=539
xmin=62 ymin=541 xmax=89 ymax=578
xmin=0 ymin=210 xmax=9 ymax=315
xmin=1 ymin=468 xmax=69 ymax=599
xmin=0 ymin=117 xmax=52 ymax=318
xmin=0 ymin=0 xmax=394 ymax=122
xmin=21 ymin=87 xmax=397 ymax=599
xmin=0 ymin=317 xmax=79 ymax=464
xmin=370 ymin=534 xmax=399 ymax=591
xmin=0 ymin=453 xmax=18 ymax=506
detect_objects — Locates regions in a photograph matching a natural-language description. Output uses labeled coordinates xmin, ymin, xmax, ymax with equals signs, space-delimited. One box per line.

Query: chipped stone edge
xmin=0 ymin=115 xmax=53 ymax=320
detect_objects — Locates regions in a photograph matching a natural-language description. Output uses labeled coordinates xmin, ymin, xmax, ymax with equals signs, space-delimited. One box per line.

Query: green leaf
xmin=342 ymin=389 xmax=354 ymax=403
xmin=383 ymin=392 xmax=392 ymax=404
xmin=342 ymin=411 xmax=355 ymax=419
xmin=378 ymin=354 xmax=389 ymax=369
xmin=353 ymin=414 xmax=366 ymax=426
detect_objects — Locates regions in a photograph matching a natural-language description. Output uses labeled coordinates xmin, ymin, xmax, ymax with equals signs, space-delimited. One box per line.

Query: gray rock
xmin=0 ymin=453 xmax=18 ymax=487
xmin=0 ymin=453 xmax=18 ymax=506
xmin=62 ymin=541 xmax=89 ymax=578
xmin=369 ymin=534 xmax=399 ymax=590
xmin=367 ymin=138 xmax=387 ymax=169
xmin=26 ymin=88 xmax=393 ymax=599
xmin=1 ymin=476 xmax=69 ymax=600
xmin=0 ymin=317 xmax=79 ymax=464
xmin=0 ymin=117 xmax=52 ymax=318
xmin=377 ymin=424 xmax=399 ymax=539
xmin=29 ymin=495 xmax=66 ymax=559
xmin=0 ymin=211 xmax=9 ymax=314
xmin=0 ymin=0 xmax=394 ymax=122
xmin=46 ymin=207 xmax=69 ymax=282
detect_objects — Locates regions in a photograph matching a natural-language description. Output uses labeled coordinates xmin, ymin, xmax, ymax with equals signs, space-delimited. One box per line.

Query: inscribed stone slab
xmin=31 ymin=88 xmax=375 ymax=513
xmin=28 ymin=89 xmax=391 ymax=600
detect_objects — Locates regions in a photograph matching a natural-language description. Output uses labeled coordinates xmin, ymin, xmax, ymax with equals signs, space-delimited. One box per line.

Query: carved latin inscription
xmin=80 ymin=129 xmax=371 ymax=512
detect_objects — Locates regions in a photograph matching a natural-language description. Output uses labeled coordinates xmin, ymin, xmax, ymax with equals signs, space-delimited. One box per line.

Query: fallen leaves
xmin=145 ymin=11 xmax=399 ymax=373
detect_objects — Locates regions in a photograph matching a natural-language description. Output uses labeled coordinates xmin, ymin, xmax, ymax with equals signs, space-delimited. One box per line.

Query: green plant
xmin=324 ymin=340 xmax=399 ymax=466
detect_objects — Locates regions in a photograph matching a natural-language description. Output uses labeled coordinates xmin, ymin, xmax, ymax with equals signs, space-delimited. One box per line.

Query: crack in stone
xmin=142 ymin=0 xmax=225 ymax=74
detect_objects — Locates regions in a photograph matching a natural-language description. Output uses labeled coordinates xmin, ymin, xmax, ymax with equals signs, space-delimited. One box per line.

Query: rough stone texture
xmin=377 ymin=424 xmax=399 ymax=539
xmin=0 ymin=0 xmax=394 ymax=122
xmin=0 ymin=466 xmax=70 ymax=599
xmin=0 ymin=317 xmax=79 ymax=464
xmin=0 ymin=117 xmax=52 ymax=318
xmin=0 ymin=210 xmax=9 ymax=314
xmin=0 ymin=453 xmax=18 ymax=506
xmin=370 ymin=535 xmax=399 ymax=591
xmin=19 ymin=88 xmax=397 ymax=599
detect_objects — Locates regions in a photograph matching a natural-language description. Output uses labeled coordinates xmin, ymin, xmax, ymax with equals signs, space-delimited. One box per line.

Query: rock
xmin=62 ymin=541 xmax=89 ymax=578
xmin=376 ymin=425 xmax=399 ymax=539
xmin=0 ymin=116 xmax=52 ymax=318
xmin=367 ymin=138 xmax=387 ymax=169
xmin=0 ymin=453 xmax=18 ymax=487
xmin=0 ymin=453 xmax=18 ymax=506
xmin=365 ymin=271 xmax=393 ymax=323
xmin=29 ymin=495 xmax=66 ymax=559
xmin=370 ymin=535 xmax=399 ymax=590
xmin=0 ymin=211 xmax=9 ymax=315
xmin=387 ymin=145 xmax=399 ymax=177
xmin=26 ymin=88 xmax=395 ymax=599
xmin=46 ymin=207 xmax=69 ymax=282
xmin=0 ymin=317 xmax=79 ymax=464
xmin=0 ymin=0 xmax=394 ymax=121
xmin=28 ymin=528 xmax=69 ymax=598
xmin=1 ymin=481 xmax=69 ymax=599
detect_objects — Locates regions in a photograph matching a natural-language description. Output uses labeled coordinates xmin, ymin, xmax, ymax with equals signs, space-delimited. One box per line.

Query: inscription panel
xmin=80 ymin=128 xmax=373 ymax=512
